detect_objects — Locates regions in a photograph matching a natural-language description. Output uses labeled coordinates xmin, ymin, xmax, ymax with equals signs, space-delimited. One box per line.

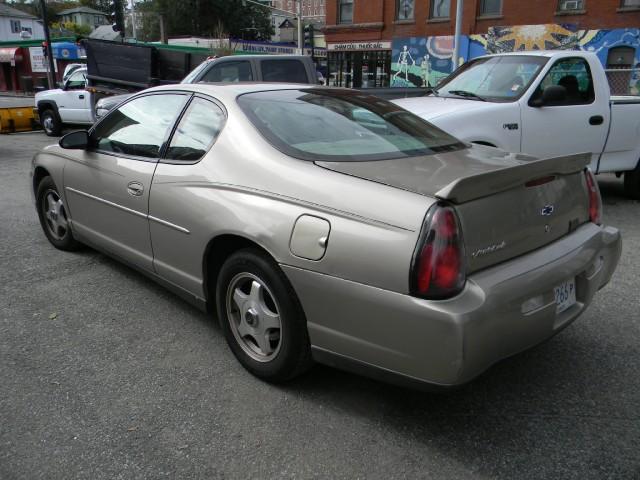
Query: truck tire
xmin=624 ymin=165 xmax=640 ymax=200
xmin=40 ymin=109 xmax=62 ymax=137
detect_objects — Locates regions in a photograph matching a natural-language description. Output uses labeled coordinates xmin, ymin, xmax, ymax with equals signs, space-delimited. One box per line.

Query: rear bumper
xmin=282 ymin=223 xmax=621 ymax=388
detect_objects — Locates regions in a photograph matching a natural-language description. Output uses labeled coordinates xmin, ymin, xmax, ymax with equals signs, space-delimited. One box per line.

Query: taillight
xmin=584 ymin=169 xmax=602 ymax=225
xmin=410 ymin=203 xmax=466 ymax=300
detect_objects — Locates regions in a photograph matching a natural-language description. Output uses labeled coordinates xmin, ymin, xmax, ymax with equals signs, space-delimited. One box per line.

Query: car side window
xmin=201 ymin=61 xmax=253 ymax=83
xmin=261 ymin=59 xmax=308 ymax=83
xmin=165 ymin=97 xmax=225 ymax=162
xmin=532 ymin=58 xmax=595 ymax=106
xmin=92 ymin=94 xmax=187 ymax=159
xmin=66 ymin=70 xmax=87 ymax=90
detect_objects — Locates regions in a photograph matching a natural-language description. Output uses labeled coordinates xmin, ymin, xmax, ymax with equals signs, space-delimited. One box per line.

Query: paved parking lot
xmin=1 ymin=131 xmax=639 ymax=479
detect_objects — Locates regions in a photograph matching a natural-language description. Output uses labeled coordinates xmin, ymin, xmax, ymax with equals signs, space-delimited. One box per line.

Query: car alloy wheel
xmin=36 ymin=176 xmax=81 ymax=251
xmin=226 ymin=272 xmax=282 ymax=362
xmin=41 ymin=189 xmax=69 ymax=241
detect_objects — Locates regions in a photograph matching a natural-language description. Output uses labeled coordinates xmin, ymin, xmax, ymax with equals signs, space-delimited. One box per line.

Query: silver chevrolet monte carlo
xmin=30 ymin=83 xmax=622 ymax=389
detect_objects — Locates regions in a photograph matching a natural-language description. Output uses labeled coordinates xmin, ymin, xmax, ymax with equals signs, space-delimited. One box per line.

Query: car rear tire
xmin=624 ymin=164 xmax=640 ymax=200
xmin=216 ymin=249 xmax=313 ymax=382
xmin=36 ymin=176 xmax=81 ymax=251
xmin=40 ymin=109 xmax=62 ymax=137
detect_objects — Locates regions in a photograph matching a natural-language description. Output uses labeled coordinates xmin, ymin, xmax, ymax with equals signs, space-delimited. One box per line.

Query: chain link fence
xmin=605 ymin=69 xmax=640 ymax=96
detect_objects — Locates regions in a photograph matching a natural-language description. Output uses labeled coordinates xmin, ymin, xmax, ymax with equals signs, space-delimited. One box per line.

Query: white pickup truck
xmin=394 ymin=51 xmax=640 ymax=198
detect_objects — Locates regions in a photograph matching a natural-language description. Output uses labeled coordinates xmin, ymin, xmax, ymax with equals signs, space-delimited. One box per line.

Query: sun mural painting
xmin=486 ymin=24 xmax=581 ymax=53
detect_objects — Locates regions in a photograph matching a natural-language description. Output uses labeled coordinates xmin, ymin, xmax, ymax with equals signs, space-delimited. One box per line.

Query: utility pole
xmin=39 ymin=0 xmax=56 ymax=89
xmin=452 ymin=0 xmax=463 ymax=72
xmin=297 ymin=0 xmax=303 ymax=54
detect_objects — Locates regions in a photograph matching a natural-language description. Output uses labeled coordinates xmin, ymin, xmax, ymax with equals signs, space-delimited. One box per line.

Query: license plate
xmin=554 ymin=279 xmax=576 ymax=314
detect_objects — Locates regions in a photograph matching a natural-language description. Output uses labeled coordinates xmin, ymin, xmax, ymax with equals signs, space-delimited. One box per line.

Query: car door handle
xmin=79 ymin=94 xmax=85 ymax=99
xmin=127 ymin=182 xmax=144 ymax=197
xmin=589 ymin=115 xmax=604 ymax=126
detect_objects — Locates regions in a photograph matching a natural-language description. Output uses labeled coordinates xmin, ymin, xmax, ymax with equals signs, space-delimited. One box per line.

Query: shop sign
xmin=29 ymin=47 xmax=57 ymax=73
xmin=328 ymin=41 xmax=392 ymax=52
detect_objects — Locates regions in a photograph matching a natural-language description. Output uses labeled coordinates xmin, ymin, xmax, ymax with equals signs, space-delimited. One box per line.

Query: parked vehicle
xmin=393 ymin=51 xmax=640 ymax=198
xmin=31 ymin=84 xmax=621 ymax=389
xmin=35 ymin=67 xmax=92 ymax=136
xmin=35 ymin=38 xmax=320 ymax=135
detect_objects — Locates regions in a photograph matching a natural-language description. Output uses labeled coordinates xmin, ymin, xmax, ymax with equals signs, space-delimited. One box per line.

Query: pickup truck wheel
xmin=624 ymin=167 xmax=640 ymax=200
xmin=40 ymin=109 xmax=62 ymax=137
xmin=216 ymin=249 xmax=313 ymax=382
xmin=36 ymin=176 xmax=81 ymax=251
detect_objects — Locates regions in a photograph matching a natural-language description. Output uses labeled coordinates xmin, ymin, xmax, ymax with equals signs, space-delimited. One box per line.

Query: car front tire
xmin=40 ymin=109 xmax=62 ymax=137
xmin=216 ymin=249 xmax=313 ymax=382
xmin=36 ymin=176 xmax=81 ymax=251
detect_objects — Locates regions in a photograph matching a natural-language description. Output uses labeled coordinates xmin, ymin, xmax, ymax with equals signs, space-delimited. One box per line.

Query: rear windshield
xmin=237 ymin=89 xmax=465 ymax=162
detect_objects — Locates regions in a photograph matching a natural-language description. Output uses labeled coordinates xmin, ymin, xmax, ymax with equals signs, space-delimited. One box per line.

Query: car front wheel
xmin=40 ymin=109 xmax=62 ymax=137
xmin=36 ymin=176 xmax=81 ymax=251
xmin=216 ymin=249 xmax=312 ymax=382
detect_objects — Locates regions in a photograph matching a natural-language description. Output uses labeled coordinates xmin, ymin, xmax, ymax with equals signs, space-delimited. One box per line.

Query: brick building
xmin=324 ymin=0 xmax=640 ymax=88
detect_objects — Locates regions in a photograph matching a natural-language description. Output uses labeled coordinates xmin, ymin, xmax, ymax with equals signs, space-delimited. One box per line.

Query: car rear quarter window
xmin=165 ymin=97 xmax=226 ymax=162
xmin=238 ymin=89 xmax=464 ymax=162
xmin=261 ymin=59 xmax=308 ymax=83
xmin=92 ymin=94 xmax=187 ymax=159
xmin=201 ymin=61 xmax=253 ymax=83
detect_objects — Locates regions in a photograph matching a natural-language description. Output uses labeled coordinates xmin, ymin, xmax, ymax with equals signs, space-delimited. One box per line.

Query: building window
xmin=10 ymin=20 xmax=21 ymax=33
xmin=338 ymin=0 xmax=353 ymax=24
xmin=430 ymin=0 xmax=450 ymax=18
xmin=621 ymin=0 xmax=640 ymax=6
xmin=396 ymin=0 xmax=415 ymax=20
xmin=558 ymin=0 xmax=584 ymax=11
xmin=479 ymin=0 xmax=502 ymax=15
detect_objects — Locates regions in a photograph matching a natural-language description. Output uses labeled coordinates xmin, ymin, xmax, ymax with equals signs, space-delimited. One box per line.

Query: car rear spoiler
xmin=435 ymin=153 xmax=591 ymax=204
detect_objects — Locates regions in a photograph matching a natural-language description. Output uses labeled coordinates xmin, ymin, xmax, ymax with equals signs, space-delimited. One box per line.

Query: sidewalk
xmin=0 ymin=91 xmax=35 ymax=99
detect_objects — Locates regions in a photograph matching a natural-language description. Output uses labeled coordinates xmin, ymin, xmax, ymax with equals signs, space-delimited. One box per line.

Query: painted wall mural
xmin=391 ymin=25 xmax=640 ymax=94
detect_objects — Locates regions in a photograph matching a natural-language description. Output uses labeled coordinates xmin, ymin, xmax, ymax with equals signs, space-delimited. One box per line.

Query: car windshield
xmin=436 ymin=55 xmax=549 ymax=102
xmin=237 ymin=89 xmax=465 ymax=162
xmin=181 ymin=59 xmax=213 ymax=84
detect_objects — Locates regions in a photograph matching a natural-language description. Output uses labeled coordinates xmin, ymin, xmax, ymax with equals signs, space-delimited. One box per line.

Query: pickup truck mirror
xmin=59 ymin=130 xmax=89 ymax=150
xmin=531 ymin=85 xmax=567 ymax=107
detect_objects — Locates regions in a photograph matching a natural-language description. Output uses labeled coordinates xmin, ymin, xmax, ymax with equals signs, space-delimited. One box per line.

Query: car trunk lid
xmin=316 ymin=147 xmax=591 ymax=273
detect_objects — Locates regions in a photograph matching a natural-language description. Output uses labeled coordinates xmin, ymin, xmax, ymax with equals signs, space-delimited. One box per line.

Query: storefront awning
xmin=0 ymin=47 xmax=21 ymax=63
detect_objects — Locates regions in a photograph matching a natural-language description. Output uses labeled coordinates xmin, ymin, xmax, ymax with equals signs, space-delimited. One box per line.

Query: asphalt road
xmin=1 ymin=132 xmax=639 ymax=479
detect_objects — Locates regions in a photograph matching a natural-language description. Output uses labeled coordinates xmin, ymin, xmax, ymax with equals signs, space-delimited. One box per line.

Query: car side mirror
xmin=59 ymin=130 xmax=89 ymax=150
xmin=530 ymin=85 xmax=567 ymax=107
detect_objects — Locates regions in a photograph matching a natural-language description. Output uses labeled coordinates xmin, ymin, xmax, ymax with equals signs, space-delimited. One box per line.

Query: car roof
xmin=145 ymin=82 xmax=337 ymax=103
xmin=482 ymin=50 xmax=595 ymax=58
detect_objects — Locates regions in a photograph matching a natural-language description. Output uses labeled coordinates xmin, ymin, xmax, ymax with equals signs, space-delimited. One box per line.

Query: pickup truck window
xmin=436 ymin=55 xmax=548 ymax=102
xmin=261 ymin=59 xmax=308 ymax=83
xmin=65 ymin=70 xmax=87 ymax=90
xmin=201 ymin=61 xmax=253 ymax=83
xmin=165 ymin=98 xmax=225 ymax=162
xmin=92 ymin=94 xmax=187 ymax=160
xmin=238 ymin=89 xmax=464 ymax=162
xmin=531 ymin=57 xmax=595 ymax=106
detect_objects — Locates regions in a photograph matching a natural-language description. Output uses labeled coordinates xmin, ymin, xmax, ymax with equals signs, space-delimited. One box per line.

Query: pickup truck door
xmin=63 ymin=93 xmax=189 ymax=271
xmin=57 ymin=70 xmax=93 ymax=124
xmin=520 ymin=56 xmax=609 ymax=170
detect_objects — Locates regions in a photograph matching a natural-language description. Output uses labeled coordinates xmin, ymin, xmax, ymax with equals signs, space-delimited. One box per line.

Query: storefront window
xmin=328 ymin=50 xmax=391 ymax=88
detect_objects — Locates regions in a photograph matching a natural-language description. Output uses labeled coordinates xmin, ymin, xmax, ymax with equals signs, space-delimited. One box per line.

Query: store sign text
xmin=328 ymin=41 xmax=392 ymax=51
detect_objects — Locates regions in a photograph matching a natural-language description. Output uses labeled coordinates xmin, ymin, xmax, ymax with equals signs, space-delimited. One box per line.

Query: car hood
xmin=35 ymin=89 xmax=64 ymax=102
xmin=392 ymin=96 xmax=491 ymax=121
xmin=316 ymin=144 xmax=539 ymax=202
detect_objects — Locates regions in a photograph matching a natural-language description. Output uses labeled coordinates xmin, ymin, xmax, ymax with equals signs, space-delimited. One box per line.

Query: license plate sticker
xmin=554 ymin=279 xmax=576 ymax=314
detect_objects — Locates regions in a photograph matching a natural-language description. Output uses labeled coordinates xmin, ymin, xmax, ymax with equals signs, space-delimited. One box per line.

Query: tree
xmin=150 ymin=0 xmax=273 ymax=41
